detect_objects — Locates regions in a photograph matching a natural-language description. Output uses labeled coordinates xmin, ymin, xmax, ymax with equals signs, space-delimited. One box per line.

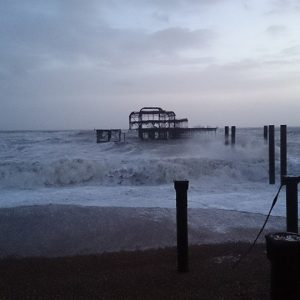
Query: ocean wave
xmin=1 ymin=128 xmax=298 ymax=190
xmin=0 ymin=159 xmax=102 ymax=188
xmin=0 ymin=155 xmax=269 ymax=189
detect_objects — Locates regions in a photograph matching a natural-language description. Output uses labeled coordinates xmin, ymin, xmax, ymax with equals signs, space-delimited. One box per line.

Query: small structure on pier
xmin=96 ymin=129 xmax=122 ymax=143
xmin=129 ymin=107 xmax=217 ymax=140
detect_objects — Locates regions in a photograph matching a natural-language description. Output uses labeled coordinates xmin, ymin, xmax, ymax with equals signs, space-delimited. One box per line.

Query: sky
xmin=1 ymin=0 xmax=300 ymax=130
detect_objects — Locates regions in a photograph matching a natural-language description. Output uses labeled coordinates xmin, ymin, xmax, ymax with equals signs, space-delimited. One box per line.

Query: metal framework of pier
xmin=129 ymin=107 xmax=217 ymax=140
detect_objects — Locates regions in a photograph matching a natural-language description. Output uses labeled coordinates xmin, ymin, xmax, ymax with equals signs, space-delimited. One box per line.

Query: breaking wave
xmin=1 ymin=128 xmax=298 ymax=191
xmin=0 ymin=155 xmax=268 ymax=189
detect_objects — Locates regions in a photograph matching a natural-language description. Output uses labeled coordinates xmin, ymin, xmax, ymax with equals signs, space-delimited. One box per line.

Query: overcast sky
xmin=1 ymin=0 xmax=300 ymax=129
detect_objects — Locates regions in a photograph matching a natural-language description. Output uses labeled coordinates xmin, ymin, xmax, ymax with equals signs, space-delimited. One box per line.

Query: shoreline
xmin=0 ymin=204 xmax=285 ymax=258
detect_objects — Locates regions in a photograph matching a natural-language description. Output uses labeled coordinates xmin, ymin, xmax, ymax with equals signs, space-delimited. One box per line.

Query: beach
xmin=0 ymin=242 xmax=270 ymax=300
xmin=0 ymin=204 xmax=285 ymax=299
xmin=0 ymin=129 xmax=299 ymax=298
xmin=0 ymin=205 xmax=285 ymax=257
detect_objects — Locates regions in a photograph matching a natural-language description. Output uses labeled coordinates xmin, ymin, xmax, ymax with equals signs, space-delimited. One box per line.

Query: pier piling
xmin=231 ymin=126 xmax=236 ymax=145
xmin=280 ymin=125 xmax=287 ymax=185
xmin=264 ymin=125 xmax=268 ymax=142
xmin=269 ymin=125 xmax=275 ymax=184
xmin=225 ymin=126 xmax=229 ymax=145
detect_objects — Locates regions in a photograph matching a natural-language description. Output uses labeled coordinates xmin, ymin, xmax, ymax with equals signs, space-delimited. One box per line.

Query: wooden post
xmin=269 ymin=125 xmax=275 ymax=184
xmin=280 ymin=125 xmax=287 ymax=185
xmin=283 ymin=176 xmax=300 ymax=233
xmin=231 ymin=126 xmax=236 ymax=145
xmin=225 ymin=126 xmax=229 ymax=145
xmin=174 ymin=180 xmax=189 ymax=273
xmin=264 ymin=125 xmax=268 ymax=142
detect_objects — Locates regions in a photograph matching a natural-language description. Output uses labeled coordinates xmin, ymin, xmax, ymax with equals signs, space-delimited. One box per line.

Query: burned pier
xmin=129 ymin=107 xmax=217 ymax=140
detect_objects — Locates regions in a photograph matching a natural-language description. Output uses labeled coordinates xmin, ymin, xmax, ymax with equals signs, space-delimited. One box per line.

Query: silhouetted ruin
xmin=129 ymin=107 xmax=217 ymax=140
xmin=95 ymin=107 xmax=217 ymax=143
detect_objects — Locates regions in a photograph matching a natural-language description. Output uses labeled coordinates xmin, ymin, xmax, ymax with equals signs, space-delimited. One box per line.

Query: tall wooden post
xmin=231 ymin=126 xmax=236 ymax=145
xmin=269 ymin=125 xmax=275 ymax=184
xmin=174 ymin=180 xmax=189 ymax=273
xmin=280 ymin=125 xmax=287 ymax=185
xmin=264 ymin=125 xmax=268 ymax=142
xmin=225 ymin=126 xmax=229 ymax=145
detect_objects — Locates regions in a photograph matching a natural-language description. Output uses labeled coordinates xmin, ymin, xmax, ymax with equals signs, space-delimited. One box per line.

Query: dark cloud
xmin=0 ymin=0 xmax=216 ymax=77
xmin=1 ymin=0 xmax=300 ymax=129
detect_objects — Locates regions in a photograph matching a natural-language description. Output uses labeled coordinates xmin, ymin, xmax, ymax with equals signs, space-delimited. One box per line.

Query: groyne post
xmin=269 ymin=125 xmax=275 ymax=184
xmin=283 ymin=176 xmax=300 ymax=233
xmin=280 ymin=125 xmax=287 ymax=185
xmin=231 ymin=126 xmax=236 ymax=145
xmin=174 ymin=180 xmax=189 ymax=273
xmin=264 ymin=125 xmax=268 ymax=142
xmin=225 ymin=126 xmax=229 ymax=145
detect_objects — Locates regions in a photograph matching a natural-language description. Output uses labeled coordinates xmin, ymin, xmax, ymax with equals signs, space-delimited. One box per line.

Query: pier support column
xmin=269 ymin=125 xmax=275 ymax=184
xmin=231 ymin=126 xmax=236 ymax=145
xmin=280 ymin=125 xmax=287 ymax=185
xmin=264 ymin=125 xmax=268 ymax=142
xmin=225 ymin=126 xmax=229 ymax=145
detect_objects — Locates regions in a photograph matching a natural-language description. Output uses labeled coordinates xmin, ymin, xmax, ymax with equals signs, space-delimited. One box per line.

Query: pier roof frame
xmin=129 ymin=107 xmax=187 ymax=130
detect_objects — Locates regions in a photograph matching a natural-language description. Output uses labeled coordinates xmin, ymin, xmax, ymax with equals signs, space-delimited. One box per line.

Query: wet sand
xmin=0 ymin=204 xmax=285 ymax=257
xmin=0 ymin=205 xmax=289 ymax=299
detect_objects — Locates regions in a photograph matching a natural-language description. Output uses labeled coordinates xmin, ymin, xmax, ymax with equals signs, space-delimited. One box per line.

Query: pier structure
xmin=129 ymin=107 xmax=217 ymax=140
xmin=96 ymin=129 xmax=122 ymax=143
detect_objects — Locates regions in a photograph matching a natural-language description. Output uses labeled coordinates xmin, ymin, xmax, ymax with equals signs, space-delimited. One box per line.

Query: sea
xmin=0 ymin=128 xmax=299 ymax=217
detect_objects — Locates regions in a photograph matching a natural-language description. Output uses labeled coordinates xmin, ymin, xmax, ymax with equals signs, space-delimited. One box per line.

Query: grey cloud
xmin=0 ymin=12 xmax=216 ymax=76
xmin=0 ymin=0 xmax=219 ymax=79
xmin=267 ymin=0 xmax=300 ymax=13
xmin=152 ymin=11 xmax=170 ymax=23
xmin=265 ymin=25 xmax=288 ymax=36
xmin=281 ymin=45 xmax=300 ymax=56
xmin=123 ymin=0 xmax=226 ymax=9
xmin=72 ymin=26 xmax=215 ymax=67
xmin=257 ymin=43 xmax=300 ymax=65
xmin=1 ymin=52 xmax=300 ymax=129
xmin=122 ymin=58 xmax=300 ymax=96
xmin=151 ymin=28 xmax=215 ymax=53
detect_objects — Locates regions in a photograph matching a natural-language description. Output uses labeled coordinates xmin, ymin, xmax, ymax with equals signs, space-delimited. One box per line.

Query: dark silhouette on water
xmin=129 ymin=107 xmax=217 ymax=140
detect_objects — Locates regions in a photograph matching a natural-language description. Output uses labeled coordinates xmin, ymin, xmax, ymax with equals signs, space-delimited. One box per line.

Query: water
xmin=0 ymin=128 xmax=299 ymax=216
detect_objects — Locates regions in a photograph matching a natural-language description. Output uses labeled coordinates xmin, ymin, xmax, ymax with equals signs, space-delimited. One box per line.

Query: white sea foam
xmin=0 ymin=128 xmax=299 ymax=216
xmin=0 ymin=138 xmax=268 ymax=188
